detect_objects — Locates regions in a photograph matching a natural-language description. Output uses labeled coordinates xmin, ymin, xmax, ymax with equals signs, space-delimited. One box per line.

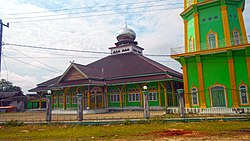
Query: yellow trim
xmin=171 ymin=43 xmax=250 ymax=59
xmin=164 ymin=87 xmax=167 ymax=106
xmin=232 ymin=28 xmax=241 ymax=46
xmin=209 ymin=83 xmax=228 ymax=108
xmin=197 ymin=62 xmax=206 ymax=108
xmin=158 ymin=82 xmax=162 ymax=106
xmin=69 ymin=93 xmax=72 ymax=108
xmin=88 ymin=91 xmax=90 ymax=108
xmin=182 ymin=65 xmax=190 ymax=108
xmin=221 ymin=6 xmax=231 ymax=47
xmin=206 ymin=29 xmax=219 ymax=49
xmin=194 ymin=13 xmax=201 ymax=51
xmin=170 ymin=81 xmax=175 ymax=106
xmin=228 ymin=59 xmax=239 ymax=108
xmin=63 ymin=87 xmax=70 ymax=110
xmin=184 ymin=20 xmax=188 ymax=53
xmin=237 ymin=8 xmax=248 ymax=44
xmin=190 ymin=87 xmax=199 ymax=106
xmin=184 ymin=0 xmax=186 ymax=10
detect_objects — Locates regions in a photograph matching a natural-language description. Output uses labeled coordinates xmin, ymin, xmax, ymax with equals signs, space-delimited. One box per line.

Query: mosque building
xmin=171 ymin=0 xmax=250 ymax=108
xmin=29 ymin=26 xmax=183 ymax=110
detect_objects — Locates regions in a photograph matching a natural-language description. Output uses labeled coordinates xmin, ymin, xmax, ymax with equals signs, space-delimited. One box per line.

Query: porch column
xmin=69 ymin=92 xmax=73 ymax=108
xmin=94 ymin=93 xmax=97 ymax=109
xmin=102 ymin=87 xmax=104 ymax=108
xmin=170 ymin=81 xmax=175 ymax=106
xmin=39 ymin=92 xmax=43 ymax=109
xmin=63 ymin=88 xmax=69 ymax=110
xmin=51 ymin=93 xmax=54 ymax=109
xmin=164 ymin=81 xmax=168 ymax=107
xmin=88 ymin=86 xmax=90 ymax=109
xmin=105 ymin=85 xmax=108 ymax=108
xmin=157 ymin=82 xmax=162 ymax=106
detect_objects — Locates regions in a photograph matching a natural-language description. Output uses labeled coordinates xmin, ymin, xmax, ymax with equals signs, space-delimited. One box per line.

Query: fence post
xmin=142 ymin=86 xmax=150 ymax=119
xmin=177 ymin=89 xmax=185 ymax=118
xmin=77 ymin=93 xmax=83 ymax=121
xmin=45 ymin=94 xmax=52 ymax=122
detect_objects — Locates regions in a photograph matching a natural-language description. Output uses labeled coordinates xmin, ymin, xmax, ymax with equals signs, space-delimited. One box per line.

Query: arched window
xmin=239 ymin=85 xmax=248 ymax=104
xmin=207 ymin=30 xmax=218 ymax=49
xmin=191 ymin=87 xmax=198 ymax=105
xmin=210 ymin=85 xmax=226 ymax=107
xmin=189 ymin=37 xmax=194 ymax=52
xmin=233 ymin=29 xmax=241 ymax=45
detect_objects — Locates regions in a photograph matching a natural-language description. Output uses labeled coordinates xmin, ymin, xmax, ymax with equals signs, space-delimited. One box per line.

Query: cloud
xmin=1 ymin=71 xmax=38 ymax=94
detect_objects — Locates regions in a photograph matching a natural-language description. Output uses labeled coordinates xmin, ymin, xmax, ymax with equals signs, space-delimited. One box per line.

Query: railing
xmin=171 ymin=36 xmax=250 ymax=55
xmin=0 ymin=108 xmax=249 ymax=123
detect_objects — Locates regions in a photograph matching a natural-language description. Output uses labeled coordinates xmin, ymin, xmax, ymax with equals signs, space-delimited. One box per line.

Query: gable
xmin=62 ymin=67 xmax=86 ymax=81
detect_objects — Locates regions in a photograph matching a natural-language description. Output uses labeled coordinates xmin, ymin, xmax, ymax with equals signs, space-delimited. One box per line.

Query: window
xmin=72 ymin=96 xmax=77 ymax=104
xmin=191 ymin=88 xmax=198 ymax=105
xmin=149 ymin=92 xmax=157 ymax=101
xmin=233 ymin=29 xmax=240 ymax=45
xmin=128 ymin=93 xmax=140 ymax=102
xmin=239 ymin=85 xmax=248 ymax=104
xmin=210 ymin=86 xmax=226 ymax=107
xmin=66 ymin=96 xmax=70 ymax=104
xmin=207 ymin=32 xmax=217 ymax=49
xmin=189 ymin=37 xmax=194 ymax=52
xmin=110 ymin=94 xmax=120 ymax=103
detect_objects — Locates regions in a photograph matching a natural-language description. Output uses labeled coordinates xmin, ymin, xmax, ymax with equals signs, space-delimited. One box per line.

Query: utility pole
xmin=0 ymin=19 xmax=9 ymax=78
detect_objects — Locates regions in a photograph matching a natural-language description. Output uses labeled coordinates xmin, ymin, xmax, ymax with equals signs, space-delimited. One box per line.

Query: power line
xmin=3 ymin=0 xmax=181 ymax=16
xmin=5 ymin=2 xmax=182 ymax=20
xmin=3 ymin=54 xmax=60 ymax=73
xmin=4 ymin=47 xmax=107 ymax=58
xmin=8 ymin=46 xmax=62 ymax=72
xmin=3 ymin=43 xmax=110 ymax=54
xmin=8 ymin=6 xmax=183 ymax=23
xmin=2 ymin=56 xmax=8 ymax=80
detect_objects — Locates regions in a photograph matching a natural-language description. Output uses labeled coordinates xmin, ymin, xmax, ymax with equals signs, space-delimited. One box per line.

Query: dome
xmin=117 ymin=26 xmax=136 ymax=41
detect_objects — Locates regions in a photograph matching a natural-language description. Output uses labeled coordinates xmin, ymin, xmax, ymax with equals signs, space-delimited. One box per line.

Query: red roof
xmin=29 ymin=52 xmax=182 ymax=92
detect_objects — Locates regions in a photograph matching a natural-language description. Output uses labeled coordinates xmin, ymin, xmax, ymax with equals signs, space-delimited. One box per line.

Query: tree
xmin=0 ymin=79 xmax=22 ymax=93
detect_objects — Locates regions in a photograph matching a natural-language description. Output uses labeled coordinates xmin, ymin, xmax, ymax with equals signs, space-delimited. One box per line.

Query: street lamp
xmin=142 ymin=85 xmax=149 ymax=119
xmin=47 ymin=90 xmax=52 ymax=95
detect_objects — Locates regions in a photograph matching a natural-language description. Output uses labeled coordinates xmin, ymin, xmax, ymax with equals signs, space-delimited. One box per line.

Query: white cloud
xmin=1 ymin=71 xmax=38 ymax=94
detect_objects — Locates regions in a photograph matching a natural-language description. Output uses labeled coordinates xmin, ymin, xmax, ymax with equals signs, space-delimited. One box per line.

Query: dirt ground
xmin=146 ymin=129 xmax=250 ymax=141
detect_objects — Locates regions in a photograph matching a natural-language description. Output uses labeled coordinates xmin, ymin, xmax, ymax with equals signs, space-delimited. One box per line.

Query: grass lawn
xmin=0 ymin=121 xmax=250 ymax=141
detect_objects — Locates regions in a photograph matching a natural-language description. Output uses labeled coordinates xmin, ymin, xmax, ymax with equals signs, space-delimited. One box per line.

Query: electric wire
xmin=2 ymin=56 xmax=9 ymax=80
xmin=8 ymin=6 xmax=183 ymax=23
xmin=2 ymin=0 xmax=181 ymax=16
xmin=5 ymin=2 xmax=182 ymax=20
xmin=8 ymin=46 xmax=62 ymax=72
xmin=3 ymin=54 xmax=60 ymax=73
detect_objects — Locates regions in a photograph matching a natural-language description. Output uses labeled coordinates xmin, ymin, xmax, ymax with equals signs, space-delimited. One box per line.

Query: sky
xmin=0 ymin=0 xmax=249 ymax=94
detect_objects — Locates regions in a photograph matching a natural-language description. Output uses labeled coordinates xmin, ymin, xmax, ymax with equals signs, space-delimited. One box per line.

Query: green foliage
xmin=123 ymin=119 xmax=131 ymax=125
xmin=1 ymin=120 xmax=25 ymax=127
xmin=0 ymin=79 xmax=22 ymax=93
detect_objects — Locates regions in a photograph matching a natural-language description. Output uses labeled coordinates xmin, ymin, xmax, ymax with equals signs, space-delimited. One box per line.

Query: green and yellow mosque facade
xmin=29 ymin=26 xmax=183 ymax=110
xmin=171 ymin=0 xmax=250 ymax=108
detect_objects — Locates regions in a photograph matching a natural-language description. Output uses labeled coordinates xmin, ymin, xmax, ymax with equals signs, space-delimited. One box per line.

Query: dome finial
xmin=124 ymin=22 xmax=127 ymax=28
